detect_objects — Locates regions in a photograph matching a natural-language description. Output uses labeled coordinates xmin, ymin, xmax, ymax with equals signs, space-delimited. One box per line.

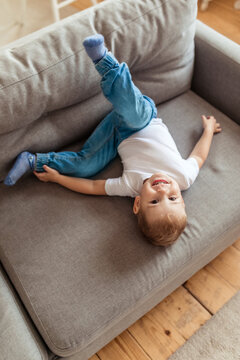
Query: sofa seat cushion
xmin=0 ymin=265 xmax=48 ymax=360
xmin=0 ymin=91 xmax=240 ymax=357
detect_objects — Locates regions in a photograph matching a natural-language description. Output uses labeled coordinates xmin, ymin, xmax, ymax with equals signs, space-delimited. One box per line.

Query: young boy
xmin=4 ymin=34 xmax=222 ymax=246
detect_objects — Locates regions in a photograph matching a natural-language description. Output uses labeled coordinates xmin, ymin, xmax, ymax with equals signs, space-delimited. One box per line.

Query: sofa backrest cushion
xmin=0 ymin=0 xmax=197 ymax=180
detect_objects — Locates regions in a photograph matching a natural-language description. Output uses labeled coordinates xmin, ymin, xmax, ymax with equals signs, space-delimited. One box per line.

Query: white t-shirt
xmin=105 ymin=118 xmax=199 ymax=198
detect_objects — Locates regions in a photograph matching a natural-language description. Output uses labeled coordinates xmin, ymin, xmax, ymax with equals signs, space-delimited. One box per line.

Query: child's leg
xmin=4 ymin=35 xmax=156 ymax=185
xmin=84 ymin=34 xmax=157 ymax=141
xmin=37 ymin=40 xmax=157 ymax=177
xmin=95 ymin=55 xmax=157 ymax=140
xmin=35 ymin=111 xmax=118 ymax=178
xmin=4 ymin=109 xmax=119 ymax=185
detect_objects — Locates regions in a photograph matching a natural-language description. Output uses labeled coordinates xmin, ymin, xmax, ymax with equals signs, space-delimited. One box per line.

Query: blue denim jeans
xmin=35 ymin=52 xmax=157 ymax=177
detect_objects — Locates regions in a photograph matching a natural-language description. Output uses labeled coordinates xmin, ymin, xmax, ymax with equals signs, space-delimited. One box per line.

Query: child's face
xmin=133 ymin=173 xmax=185 ymax=221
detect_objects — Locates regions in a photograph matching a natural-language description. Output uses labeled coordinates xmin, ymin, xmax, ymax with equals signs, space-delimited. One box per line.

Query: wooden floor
xmin=72 ymin=1 xmax=240 ymax=359
xmin=197 ymin=0 xmax=240 ymax=44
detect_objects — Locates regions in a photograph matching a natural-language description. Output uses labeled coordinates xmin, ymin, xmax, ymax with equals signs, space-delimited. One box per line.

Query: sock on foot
xmin=83 ymin=34 xmax=107 ymax=63
xmin=4 ymin=151 xmax=35 ymax=186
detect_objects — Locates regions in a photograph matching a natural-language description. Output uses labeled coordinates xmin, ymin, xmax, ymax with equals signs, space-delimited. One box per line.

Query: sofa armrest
xmin=192 ymin=20 xmax=240 ymax=125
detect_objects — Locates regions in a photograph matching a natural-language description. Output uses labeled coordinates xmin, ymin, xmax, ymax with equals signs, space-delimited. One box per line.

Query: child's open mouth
xmin=152 ymin=179 xmax=169 ymax=186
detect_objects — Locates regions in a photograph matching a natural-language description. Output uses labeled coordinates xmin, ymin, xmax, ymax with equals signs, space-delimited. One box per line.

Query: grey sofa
xmin=0 ymin=0 xmax=240 ymax=359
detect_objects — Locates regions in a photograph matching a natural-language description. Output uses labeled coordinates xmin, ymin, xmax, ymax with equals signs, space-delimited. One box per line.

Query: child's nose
xmin=155 ymin=185 xmax=168 ymax=194
xmin=155 ymin=188 xmax=169 ymax=201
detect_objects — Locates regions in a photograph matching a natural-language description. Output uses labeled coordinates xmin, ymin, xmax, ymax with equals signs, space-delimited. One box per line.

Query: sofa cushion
xmin=0 ymin=265 xmax=48 ymax=360
xmin=0 ymin=0 xmax=197 ymax=181
xmin=1 ymin=91 xmax=240 ymax=358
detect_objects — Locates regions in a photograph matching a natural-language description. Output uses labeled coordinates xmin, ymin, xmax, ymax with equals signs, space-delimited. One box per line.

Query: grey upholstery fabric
xmin=0 ymin=0 xmax=197 ymax=181
xmin=0 ymin=265 xmax=48 ymax=360
xmin=1 ymin=0 xmax=240 ymax=359
xmin=192 ymin=21 xmax=240 ymax=125
xmin=1 ymin=91 xmax=240 ymax=358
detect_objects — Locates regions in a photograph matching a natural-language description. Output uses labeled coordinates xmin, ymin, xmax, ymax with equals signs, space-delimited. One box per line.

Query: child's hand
xmin=202 ymin=115 xmax=222 ymax=134
xmin=33 ymin=165 xmax=60 ymax=183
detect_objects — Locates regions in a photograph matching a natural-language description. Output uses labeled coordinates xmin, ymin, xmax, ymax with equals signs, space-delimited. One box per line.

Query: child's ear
xmin=133 ymin=196 xmax=141 ymax=215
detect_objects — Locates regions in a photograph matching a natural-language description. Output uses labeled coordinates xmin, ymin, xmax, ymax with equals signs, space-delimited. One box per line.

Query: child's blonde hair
xmin=137 ymin=209 xmax=187 ymax=247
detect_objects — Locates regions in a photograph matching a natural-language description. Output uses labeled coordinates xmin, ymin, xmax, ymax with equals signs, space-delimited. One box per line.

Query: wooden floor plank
xmin=184 ymin=264 xmax=237 ymax=314
xmin=97 ymin=330 xmax=151 ymax=360
xmin=156 ymin=286 xmax=211 ymax=340
xmin=208 ymin=246 xmax=240 ymax=289
xmin=128 ymin=304 xmax=185 ymax=360
xmin=89 ymin=355 xmax=100 ymax=360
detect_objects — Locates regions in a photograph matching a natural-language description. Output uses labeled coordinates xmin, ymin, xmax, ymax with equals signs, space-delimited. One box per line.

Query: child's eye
xmin=151 ymin=200 xmax=159 ymax=204
xmin=169 ymin=197 xmax=177 ymax=201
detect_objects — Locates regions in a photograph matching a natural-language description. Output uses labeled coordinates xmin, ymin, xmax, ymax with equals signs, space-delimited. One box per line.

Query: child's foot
xmin=4 ymin=151 xmax=35 ymax=186
xmin=83 ymin=34 xmax=107 ymax=63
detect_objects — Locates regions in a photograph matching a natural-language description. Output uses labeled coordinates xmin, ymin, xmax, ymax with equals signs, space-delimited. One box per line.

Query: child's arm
xmin=33 ymin=165 xmax=107 ymax=195
xmin=188 ymin=115 xmax=222 ymax=169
